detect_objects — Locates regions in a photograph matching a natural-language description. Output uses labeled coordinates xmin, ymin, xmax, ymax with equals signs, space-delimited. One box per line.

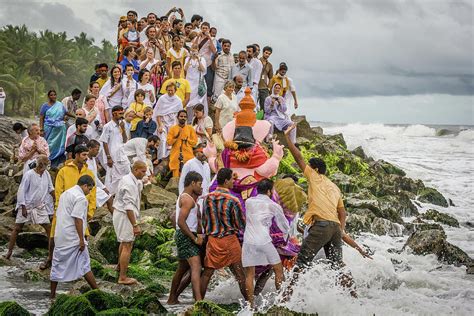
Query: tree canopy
xmin=0 ymin=25 xmax=115 ymax=116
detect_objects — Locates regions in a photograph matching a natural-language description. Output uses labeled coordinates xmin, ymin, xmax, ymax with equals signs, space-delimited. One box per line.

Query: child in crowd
xmin=134 ymin=107 xmax=157 ymax=139
xmin=128 ymin=89 xmax=148 ymax=138
xmin=123 ymin=21 xmax=140 ymax=48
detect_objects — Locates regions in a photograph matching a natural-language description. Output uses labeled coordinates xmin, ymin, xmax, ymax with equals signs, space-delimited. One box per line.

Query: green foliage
xmin=82 ymin=289 xmax=124 ymax=311
xmin=0 ymin=301 xmax=30 ymax=316
xmin=96 ymin=308 xmax=146 ymax=315
xmin=0 ymin=25 xmax=115 ymax=117
xmin=127 ymin=289 xmax=168 ymax=314
xmin=421 ymin=209 xmax=459 ymax=227
xmin=191 ymin=300 xmax=232 ymax=316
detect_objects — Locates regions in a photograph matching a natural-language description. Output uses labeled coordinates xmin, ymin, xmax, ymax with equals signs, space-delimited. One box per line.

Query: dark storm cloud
xmin=1 ymin=0 xmax=472 ymax=98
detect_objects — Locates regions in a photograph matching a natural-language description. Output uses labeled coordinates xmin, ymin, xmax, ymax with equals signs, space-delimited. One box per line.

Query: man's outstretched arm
xmin=284 ymin=124 xmax=306 ymax=171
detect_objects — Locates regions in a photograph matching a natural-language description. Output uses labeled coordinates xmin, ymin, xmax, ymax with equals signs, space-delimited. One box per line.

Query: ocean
xmin=208 ymin=122 xmax=474 ymax=315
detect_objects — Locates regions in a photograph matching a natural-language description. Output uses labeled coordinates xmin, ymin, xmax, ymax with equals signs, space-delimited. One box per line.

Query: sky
xmin=1 ymin=0 xmax=473 ymax=124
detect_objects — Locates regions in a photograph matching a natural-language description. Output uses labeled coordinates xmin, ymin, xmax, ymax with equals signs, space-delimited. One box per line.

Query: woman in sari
xmin=39 ymin=90 xmax=71 ymax=167
xmin=184 ymin=44 xmax=207 ymax=123
xmin=264 ymin=83 xmax=296 ymax=143
xmin=192 ymin=103 xmax=213 ymax=145
xmin=153 ymin=82 xmax=183 ymax=159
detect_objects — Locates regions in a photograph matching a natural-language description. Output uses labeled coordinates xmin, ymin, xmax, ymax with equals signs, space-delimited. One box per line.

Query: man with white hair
xmin=5 ymin=155 xmax=54 ymax=260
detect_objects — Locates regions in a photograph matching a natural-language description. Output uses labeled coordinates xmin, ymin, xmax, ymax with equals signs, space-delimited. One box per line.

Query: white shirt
xmin=243 ymin=194 xmax=290 ymax=246
xmin=214 ymin=93 xmax=239 ymax=128
xmin=99 ymin=120 xmax=125 ymax=161
xmin=112 ymin=173 xmax=143 ymax=218
xmin=122 ymin=137 xmax=148 ymax=163
xmin=16 ymin=169 xmax=54 ymax=209
xmin=178 ymin=158 xmax=211 ymax=196
xmin=121 ymin=76 xmax=137 ymax=108
xmin=54 ymin=185 xmax=88 ymax=248
xmin=86 ymin=157 xmax=105 ymax=190
xmin=175 ymin=193 xmax=199 ymax=232
xmin=249 ymin=58 xmax=263 ymax=86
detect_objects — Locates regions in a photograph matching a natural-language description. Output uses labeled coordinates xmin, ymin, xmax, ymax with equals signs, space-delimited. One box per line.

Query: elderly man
xmin=5 ymin=155 xmax=54 ymax=260
xmin=112 ymin=161 xmax=148 ymax=285
xmin=167 ymin=110 xmax=198 ymax=178
xmin=50 ymin=175 xmax=98 ymax=298
xmin=212 ymin=39 xmax=234 ymax=101
xmin=18 ymin=123 xmax=50 ymax=173
xmin=230 ymin=51 xmax=253 ymax=88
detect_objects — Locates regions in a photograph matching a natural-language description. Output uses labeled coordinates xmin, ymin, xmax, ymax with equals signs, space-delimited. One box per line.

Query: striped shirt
xmin=202 ymin=188 xmax=245 ymax=238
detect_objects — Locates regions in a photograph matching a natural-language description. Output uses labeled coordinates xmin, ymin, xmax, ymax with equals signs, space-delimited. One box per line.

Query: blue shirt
xmin=120 ymin=57 xmax=140 ymax=81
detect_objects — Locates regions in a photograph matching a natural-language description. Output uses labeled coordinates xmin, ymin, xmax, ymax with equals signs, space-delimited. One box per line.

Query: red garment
xmin=204 ymin=234 xmax=242 ymax=269
xmin=228 ymin=144 xmax=268 ymax=170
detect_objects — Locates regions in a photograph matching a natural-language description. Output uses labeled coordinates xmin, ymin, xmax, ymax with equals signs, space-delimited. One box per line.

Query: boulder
xmin=16 ymin=232 xmax=49 ymax=249
xmin=142 ymin=184 xmax=177 ymax=209
xmin=351 ymin=146 xmax=367 ymax=160
xmin=256 ymin=305 xmax=318 ymax=316
xmin=90 ymin=226 xmax=119 ymax=264
xmin=330 ymin=172 xmax=359 ymax=193
xmin=292 ymin=115 xmax=317 ymax=140
xmin=420 ymin=209 xmax=459 ymax=227
xmin=90 ymin=259 xmax=117 ymax=283
xmin=404 ymin=229 xmax=472 ymax=267
xmin=164 ymin=176 xmax=179 ymax=195
xmin=141 ymin=207 xmax=173 ymax=226
xmin=0 ymin=143 xmax=13 ymax=160
xmin=0 ymin=174 xmax=19 ymax=205
xmin=24 ymin=269 xmax=48 ymax=282
xmin=378 ymin=193 xmax=418 ymax=217
xmin=189 ymin=301 xmax=233 ymax=316
xmin=417 ymin=187 xmax=448 ymax=207
xmin=370 ymin=218 xmax=404 ymax=237
xmin=375 ymin=160 xmax=406 ymax=176
xmin=345 ymin=214 xmax=372 ymax=234
xmin=47 ymin=294 xmax=96 ymax=316
xmin=127 ymin=288 xmax=168 ymax=314
xmin=97 ymin=308 xmax=146 ymax=315
xmin=0 ymin=301 xmax=30 ymax=316
xmin=82 ymin=289 xmax=124 ymax=312
xmin=0 ymin=214 xmax=15 ymax=245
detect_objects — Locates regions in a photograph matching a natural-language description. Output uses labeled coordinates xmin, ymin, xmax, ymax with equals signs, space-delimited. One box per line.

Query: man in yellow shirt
xmin=167 ymin=110 xmax=198 ymax=178
xmin=160 ymin=61 xmax=191 ymax=108
xmin=95 ymin=63 xmax=109 ymax=89
xmin=283 ymin=124 xmax=347 ymax=295
xmin=41 ymin=144 xmax=97 ymax=270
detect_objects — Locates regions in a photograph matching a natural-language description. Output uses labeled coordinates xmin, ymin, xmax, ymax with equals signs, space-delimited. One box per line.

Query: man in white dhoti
xmin=86 ymin=140 xmax=113 ymax=213
xmin=112 ymin=161 xmax=147 ymax=285
xmin=178 ymin=143 xmax=211 ymax=202
xmin=50 ymin=175 xmax=98 ymax=298
xmin=99 ymin=105 xmax=130 ymax=195
xmin=242 ymin=179 xmax=290 ymax=307
xmin=122 ymin=135 xmax=160 ymax=181
xmin=5 ymin=155 xmax=54 ymax=260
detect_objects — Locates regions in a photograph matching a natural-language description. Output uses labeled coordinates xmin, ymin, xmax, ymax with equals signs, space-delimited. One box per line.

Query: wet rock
xmin=24 ymin=269 xmax=48 ymax=282
xmin=255 ymin=305 xmax=317 ymax=316
xmin=292 ymin=115 xmax=317 ymax=140
xmin=70 ymin=280 xmax=145 ymax=298
xmin=376 ymin=160 xmax=406 ymax=176
xmin=0 ymin=301 xmax=30 ymax=316
xmin=90 ymin=259 xmax=117 ymax=282
xmin=351 ymin=146 xmax=367 ymax=160
xmin=346 ymin=214 xmax=372 ymax=234
xmin=404 ymin=229 xmax=472 ymax=267
xmin=448 ymin=198 xmax=455 ymax=207
xmin=16 ymin=232 xmax=48 ymax=249
xmin=142 ymin=184 xmax=177 ymax=209
xmin=82 ymin=289 xmax=124 ymax=312
xmin=311 ymin=126 xmax=324 ymax=136
xmin=370 ymin=218 xmax=404 ymax=237
xmin=127 ymin=287 xmax=168 ymax=314
xmin=417 ymin=187 xmax=448 ymax=207
xmin=189 ymin=300 xmax=233 ymax=316
xmin=420 ymin=209 xmax=459 ymax=227
xmin=330 ymin=172 xmax=359 ymax=193
xmin=47 ymin=294 xmax=96 ymax=316
xmin=436 ymin=128 xmax=454 ymax=136
xmin=97 ymin=307 xmax=145 ymax=315
xmin=141 ymin=207 xmax=173 ymax=226
xmin=0 ymin=214 xmax=15 ymax=245
xmin=378 ymin=193 xmax=418 ymax=218
xmin=0 ymin=175 xmax=19 ymax=205
xmin=90 ymin=226 xmax=119 ymax=263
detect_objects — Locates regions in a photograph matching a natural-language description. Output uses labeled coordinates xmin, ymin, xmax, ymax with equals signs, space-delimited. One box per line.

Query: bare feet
xmin=40 ymin=259 xmax=52 ymax=270
xmin=118 ymin=277 xmax=138 ymax=285
xmin=5 ymin=251 xmax=12 ymax=260
xmin=166 ymin=299 xmax=181 ymax=305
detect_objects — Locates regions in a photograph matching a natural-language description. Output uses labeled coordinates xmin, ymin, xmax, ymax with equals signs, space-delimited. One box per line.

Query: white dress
xmin=121 ymin=76 xmax=137 ymax=109
xmin=214 ymin=93 xmax=239 ymax=128
xmin=51 ymin=185 xmax=91 ymax=282
xmin=153 ymin=94 xmax=182 ymax=159
xmin=242 ymin=194 xmax=290 ymax=267
xmin=100 ymin=80 xmax=124 ymax=119
xmin=127 ymin=82 xmax=155 ymax=107
xmin=185 ymin=56 xmax=208 ymax=120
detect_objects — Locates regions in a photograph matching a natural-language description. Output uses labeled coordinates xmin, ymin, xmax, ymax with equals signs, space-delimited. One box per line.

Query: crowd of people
xmin=4 ymin=7 xmax=372 ymax=309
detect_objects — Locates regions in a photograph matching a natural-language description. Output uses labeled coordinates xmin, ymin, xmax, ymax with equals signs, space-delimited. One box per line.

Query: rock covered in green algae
xmin=404 ymin=229 xmax=472 ymax=267
xmin=96 ymin=308 xmax=146 ymax=315
xmin=0 ymin=301 xmax=30 ymax=316
xmin=90 ymin=259 xmax=117 ymax=282
xmin=82 ymin=289 xmax=124 ymax=311
xmin=189 ymin=300 xmax=233 ymax=316
xmin=23 ymin=269 xmax=48 ymax=282
xmin=127 ymin=288 xmax=168 ymax=314
xmin=16 ymin=232 xmax=49 ymax=250
xmin=420 ymin=209 xmax=459 ymax=227
xmin=90 ymin=226 xmax=119 ymax=263
xmin=255 ymin=305 xmax=318 ymax=316
xmin=47 ymin=294 xmax=96 ymax=316
xmin=417 ymin=187 xmax=449 ymax=207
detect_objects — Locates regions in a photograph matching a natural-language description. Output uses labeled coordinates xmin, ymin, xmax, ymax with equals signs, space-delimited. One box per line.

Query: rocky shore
xmin=0 ymin=115 xmax=472 ymax=315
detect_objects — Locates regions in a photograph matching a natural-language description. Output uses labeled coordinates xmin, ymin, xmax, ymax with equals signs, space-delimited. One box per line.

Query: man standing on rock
xmin=200 ymin=168 xmax=248 ymax=300
xmin=5 ymin=155 xmax=54 ymax=260
xmin=50 ymin=175 xmax=98 ymax=298
xmin=112 ymin=160 xmax=147 ymax=285
xmin=42 ymin=145 xmax=96 ymax=270
xmin=86 ymin=140 xmax=113 ymax=214
xmin=282 ymin=124 xmax=347 ymax=298
xmin=168 ymin=171 xmax=204 ymax=304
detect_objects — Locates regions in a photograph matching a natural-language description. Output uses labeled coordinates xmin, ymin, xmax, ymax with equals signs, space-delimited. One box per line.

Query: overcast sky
xmin=1 ymin=0 xmax=473 ymax=123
